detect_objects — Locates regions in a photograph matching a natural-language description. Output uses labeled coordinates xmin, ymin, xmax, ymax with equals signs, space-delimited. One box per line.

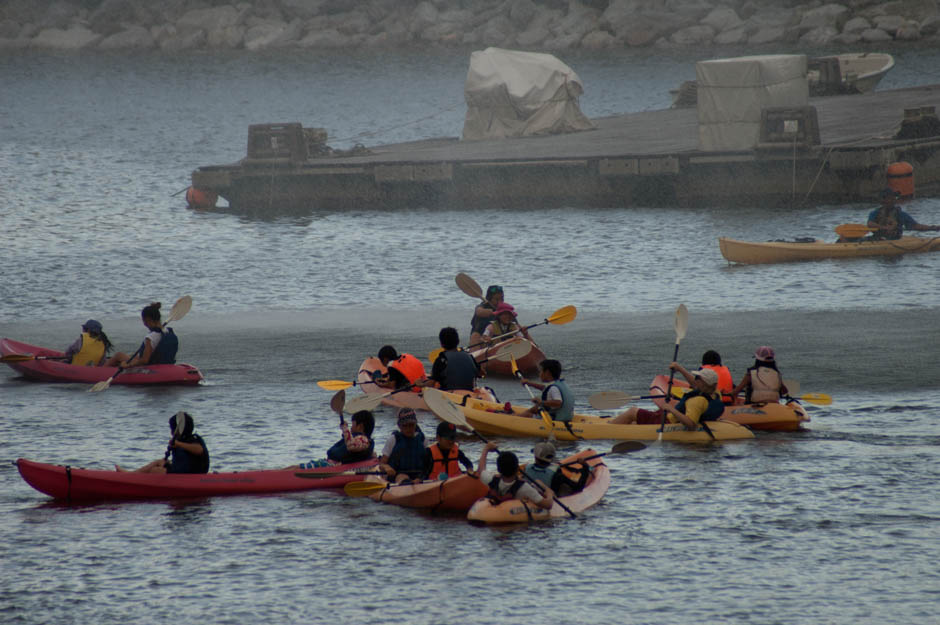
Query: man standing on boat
xmin=867 ymin=188 xmax=940 ymax=240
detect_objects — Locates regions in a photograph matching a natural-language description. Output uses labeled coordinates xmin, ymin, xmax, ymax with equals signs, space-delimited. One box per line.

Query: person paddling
xmin=610 ymin=366 xmax=724 ymax=430
xmin=476 ymin=442 xmax=553 ymax=509
xmin=286 ymin=410 xmax=376 ymax=470
xmin=116 ymin=411 xmax=209 ymax=474
xmin=523 ymin=442 xmax=590 ymax=497
xmin=63 ymin=319 xmax=113 ymax=366
xmin=731 ymin=346 xmax=788 ymax=404
xmin=428 ymin=327 xmax=481 ymax=392
xmin=105 ymin=302 xmax=179 ymax=367
xmin=482 ymin=302 xmax=533 ymax=344
xmin=421 ymin=422 xmax=473 ymax=481
xmin=468 ymin=284 xmax=504 ymax=347
xmin=378 ymin=408 xmax=428 ymax=483
xmin=866 ymin=188 xmax=940 ymax=240
xmin=519 ymin=359 xmax=574 ymax=424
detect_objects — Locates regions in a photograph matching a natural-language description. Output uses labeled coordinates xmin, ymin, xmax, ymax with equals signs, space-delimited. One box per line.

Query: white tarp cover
xmin=697 ymin=54 xmax=808 ymax=151
xmin=462 ymin=47 xmax=595 ymax=140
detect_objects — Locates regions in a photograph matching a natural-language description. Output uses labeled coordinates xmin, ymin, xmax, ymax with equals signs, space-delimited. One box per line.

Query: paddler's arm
xmin=673 ymin=396 xmax=708 ymax=430
xmin=670 ymin=362 xmax=694 ymax=384
xmin=477 ymin=441 xmax=498 ymax=476
xmin=730 ymin=373 xmax=750 ymax=400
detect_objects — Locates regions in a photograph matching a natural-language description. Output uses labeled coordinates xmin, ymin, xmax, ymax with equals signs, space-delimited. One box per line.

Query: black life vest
xmin=168 ymin=434 xmax=209 ymax=474
xmin=437 ymin=350 xmax=478 ymax=391
xmin=388 ymin=430 xmax=426 ymax=478
xmin=487 ymin=475 xmax=525 ymax=503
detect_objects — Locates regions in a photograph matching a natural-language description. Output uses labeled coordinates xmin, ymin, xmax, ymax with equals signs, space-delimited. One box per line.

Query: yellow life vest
xmin=71 ymin=332 xmax=106 ymax=366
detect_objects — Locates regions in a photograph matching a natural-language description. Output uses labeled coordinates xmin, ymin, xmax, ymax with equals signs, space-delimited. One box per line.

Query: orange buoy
xmin=886 ymin=161 xmax=914 ymax=199
xmin=185 ymin=186 xmax=218 ymax=209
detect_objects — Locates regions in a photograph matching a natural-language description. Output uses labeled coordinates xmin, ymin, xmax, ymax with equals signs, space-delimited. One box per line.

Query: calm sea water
xmin=1 ymin=45 xmax=939 ymax=625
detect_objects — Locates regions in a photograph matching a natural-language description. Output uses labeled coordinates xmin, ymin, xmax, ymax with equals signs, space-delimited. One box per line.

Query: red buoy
xmin=886 ymin=161 xmax=914 ymax=199
xmin=185 ymin=187 xmax=218 ymax=209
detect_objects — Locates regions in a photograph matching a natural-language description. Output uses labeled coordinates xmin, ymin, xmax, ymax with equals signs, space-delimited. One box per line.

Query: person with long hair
xmin=63 ymin=319 xmax=114 ymax=366
xmin=105 ymin=302 xmax=179 ymax=367
xmin=731 ymin=346 xmax=789 ymax=404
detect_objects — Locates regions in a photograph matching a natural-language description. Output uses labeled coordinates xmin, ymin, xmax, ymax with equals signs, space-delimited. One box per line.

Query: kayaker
xmin=378 ymin=408 xmax=428 ymax=483
xmin=867 ymin=188 xmax=940 ymax=240
xmin=609 ymin=366 xmax=725 ymax=430
xmin=519 ymin=359 xmax=574 ymax=423
xmin=116 ymin=411 xmax=209 ymax=474
xmin=104 ymin=301 xmax=179 ymax=368
xmin=476 ymin=442 xmax=554 ymax=509
xmin=691 ymin=351 xmax=735 ymax=404
xmin=368 ymin=345 xmax=399 ymax=387
xmin=378 ymin=353 xmax=427 ymax=393
xmin=286 ymin=410 xmax=375 ymax=470
xmin=421 ymin=422 xmax=473 ymax=480
xmin=63 ymin=319 xmax=114 ymax=366
xmin=428 ymin=327 xmax=480 ymax=391
xmin=731 ymin=346 xmax=789 ymax=404
xmin=482 ymin=302 xmax=533 ymax=344
xmin=468 ymin=284 xmax=504 ymax=347
xmin=523 ymin=442 xmax=590 ymax=496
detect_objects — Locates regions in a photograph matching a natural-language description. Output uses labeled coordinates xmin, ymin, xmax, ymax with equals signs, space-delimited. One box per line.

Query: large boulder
xmin=581 ymin=29 xmax=618 ymax=48
xmin=31 ymin=25 xmax=102 ymax=49
xmin=98 ymin=25 xmax=155 ymax=49
xmin=88 ymin=0 xmax=155 ymax=36
xmin=296 ymin=27 xmax=351 ymax=47
xmin=860 ymin=27 xmax=894 ymax=41
xmin=798 ymin=3 xmax=851 ymax=32
xmin=715 ymin=26 xmax=748 ymax=44
xmin=243 ymin=18 xmax=302 ymax=50
xmin=878 ymin=0 xmax=939 ymax=22
xmin=702 ymin=7 xmax=743 ymax=32
xmin=842 ymin=16 xmax=871 ymax=33
xmin=670 ymin=23 xmax=715 ymax=45
xmin=800 ymin=25 xmax=839 ymax=44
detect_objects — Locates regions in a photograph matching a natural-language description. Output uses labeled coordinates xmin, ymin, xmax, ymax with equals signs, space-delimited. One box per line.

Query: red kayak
xmin=1 ymin=338 xmax=203 ymax=386
xmin=15 ymin=458 xmax=380 ymax=501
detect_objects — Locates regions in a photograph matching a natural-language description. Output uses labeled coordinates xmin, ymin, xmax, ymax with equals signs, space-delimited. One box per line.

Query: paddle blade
xmin=344 ymin=393 xmax=385 ymax=414
xmin=835 ymin=223 xmax=874 ymax=238
xmin=611 ymin=440 xmax=647 ymax=454
xmin=487 ymin=339 xmax=531 ymax=363
xmin=317 ymin=380 xmax=354 ymax=391
xmin=166 ymin=295 xmax=193 ymax=325
xmin=88 ymin=375 xmax=115 ymax=393
xmin=423 ymin=388 xmax=469 ymax=429
xmin=0 ymin=353 xmax=35 ymax=363
xmin=674 ymin=304 xmax=689 ymax=341
xmin=455 ymin=273 xmax=484 ymax=300
xmin=589 ymin=391 xmax=634 ymax=410
xmin=798 ymin=392 xmax=832 ymax=406
xmin=546 ymin=305 xmax=577 ymax=326
xmin=344 ymin=481 xmax=388 ymax=497
xmin=330 ymin=390 xmax=346 ymax=416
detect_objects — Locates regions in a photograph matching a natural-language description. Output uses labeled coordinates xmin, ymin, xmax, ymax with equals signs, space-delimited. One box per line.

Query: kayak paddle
xmin=659 ymin=304 xmax=688 ymax=441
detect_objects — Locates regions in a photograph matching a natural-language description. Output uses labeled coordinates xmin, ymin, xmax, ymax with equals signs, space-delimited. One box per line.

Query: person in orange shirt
xmin=700 ymin=350 xmax=735 ymax=404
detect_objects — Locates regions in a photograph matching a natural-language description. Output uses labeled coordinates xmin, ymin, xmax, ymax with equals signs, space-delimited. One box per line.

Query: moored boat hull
xmin=15 ymin=458 xmax=380 ymax=501
xmin=719 ymin=236 xmax=940 ymax=265
xmin=1 ymin=338 xmax=203 ymax=386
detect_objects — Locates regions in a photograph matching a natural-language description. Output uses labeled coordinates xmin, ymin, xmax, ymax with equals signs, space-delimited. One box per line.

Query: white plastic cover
xmin=696 ymin=54 xmax=808 ymax=151
xmin=462 ymin=47 xmax=595 ymax=141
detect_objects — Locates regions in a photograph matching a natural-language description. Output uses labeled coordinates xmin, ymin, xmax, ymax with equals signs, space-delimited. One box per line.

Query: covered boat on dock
xmin=718 ymin=235 xmax=940 ymax=264
xmin=15 ymin=458 xmax=379 ymax=501
xmin=1 ymin=338 xmax=203 ymax=386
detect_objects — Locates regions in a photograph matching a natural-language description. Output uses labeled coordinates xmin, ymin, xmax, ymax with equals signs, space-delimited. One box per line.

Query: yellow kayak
xmin=719 ymin=235 xmax=940 ymax=264
xmin=451 ymin=396 xmax=754 ymax=442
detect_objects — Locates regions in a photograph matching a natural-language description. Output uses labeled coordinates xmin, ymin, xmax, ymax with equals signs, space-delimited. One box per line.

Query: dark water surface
xmin=1 ymin=47 xmax=939 ymax=625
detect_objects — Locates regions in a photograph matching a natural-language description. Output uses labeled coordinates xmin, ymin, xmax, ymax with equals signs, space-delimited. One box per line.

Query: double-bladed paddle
xmin=427 ymin=305 xmax=577 ymax=364
xmin=834 ymin=223 xmax=876 ymax=238
xmin=88 ymin=295 xmax=193 ymax=393
xmin=0 ymin=353 xmax=69 ymax=363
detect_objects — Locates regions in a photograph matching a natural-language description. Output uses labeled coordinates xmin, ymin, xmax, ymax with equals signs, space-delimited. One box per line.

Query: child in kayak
xmin=476 ymin=442 xmax=553 ymax=509
xmin=428 ymin=327 xmax=480 ymax=392
xmin=116 ymin=411 xmax=209 ymax=474
xmin=63 ymin=319 xmax=114 ymax=366
xmin=610 ymin=366 xmax=725 ymax=430
xmin=469 ymin=284 xmax=504 ymax=347
xmin=421 ymin=422 xmax=473 ymax=481
xmin=482 ymin=302 xmax=533 ymax=344
xmin=731 ymin=346 xmax=789 ymax=404
xmin=519 ymin=359 xmax=574 ymax=423
xmin=285 ymin=410 xmax=376 ymax=470
xmin=378 ymin=408 xmax=428 ymax=483
xmin=105 ymin=302 xmax=179 ymax=367
xmin=523 ymin=442 xmax=590 ymax=497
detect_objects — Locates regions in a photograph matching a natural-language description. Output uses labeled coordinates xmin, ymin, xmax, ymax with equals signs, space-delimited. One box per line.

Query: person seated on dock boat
xmin=866 ymin=188 xmax=940 ymax=241
xmin=477 ymin=442 xmax=554 ymax=510
xmin=286 ymin=410 xmax=375 ymax=470
xmin=523 ymin=442 xmax=589 ymax=497
xmin=421 ymin=422 xmax=473 ymax=481
xmin=731 ymin=346 xmax=788 ymax=404
xmin=428 ymin=327 xmax=481 ymax=392
xmin=609 ymin=366 xmax=724 ymax=430
xmin=469 ymin=284 xmax=504 ymax=347
xmin=104 ymin=302 xmax=179 ymax=368
xmin=378 ymin=408 xmax=428 ymax=484
xmin=116 ymin=411 xmax=209 ymax=474
xmin=520 ymin=359 xmax=574 ymax=423
xmin=63 ymin=319 xmax=114 ymax=366
xmin=482 ymin=302 xmax=533 ymax=344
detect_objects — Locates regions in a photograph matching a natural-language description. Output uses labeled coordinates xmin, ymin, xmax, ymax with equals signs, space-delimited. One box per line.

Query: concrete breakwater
xmin=2 ymin=0 xmax=939 ymax=52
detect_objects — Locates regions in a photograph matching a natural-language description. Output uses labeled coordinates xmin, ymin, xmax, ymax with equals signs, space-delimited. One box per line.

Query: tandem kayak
xmin=1 ymin=338 xmax=204 ymax=386
xmin=649 ymin=375 xmax=810 ymax=432
xmin=355 ymin=357 xmax=497 ymax=411
xmin=364 ymin=472 xmax=489 ymax=512
xmin=15 ymin=458 xmax=380 ymax=501
xmin=718 ymin=235 xmax=940 ymax=264
xmin=470 ymin=338 xmax=545 ymax=377
xmin=467 ymin=449 xmax=609 ymax=524
xmin=447 ymin=395 xmax=754 ymax=442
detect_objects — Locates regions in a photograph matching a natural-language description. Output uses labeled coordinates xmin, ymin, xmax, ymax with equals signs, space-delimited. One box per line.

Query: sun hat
xmin=532 ymin=442 xmax=556 ymax=462
xmin=436 ymin=421 xmax=457 ymax=439
xmin=82 ymin=319 xmax=103 ymax=333
xmin=691 ymin=368 xmax=719 ymax=386
xmin=493 ymin=302 xmax=516 ymax=317
xmin=397 ymin=407 xmax=417 ymax=425
xmin=754 ymin=346 xmax=776 ymax=362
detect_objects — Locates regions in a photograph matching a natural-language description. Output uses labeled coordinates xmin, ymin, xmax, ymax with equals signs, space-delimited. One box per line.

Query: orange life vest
xmin=703 ymin=364 xmax=734 ymax=404
xmin=427 ymin=443 xmax=462 ymax=478
xmin=389 ymin=353 xmax=426 ymax=393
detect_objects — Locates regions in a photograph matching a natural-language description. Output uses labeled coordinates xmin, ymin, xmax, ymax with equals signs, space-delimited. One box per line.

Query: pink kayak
xmin=355 ymin=357 xmax=496 ymax=411
xmin=15 ymin=458 xmax=380 ymax=501
xmin=1 ymin=338 xmax=203 ymax=386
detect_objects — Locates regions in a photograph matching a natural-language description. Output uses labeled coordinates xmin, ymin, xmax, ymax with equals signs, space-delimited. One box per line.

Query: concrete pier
xmin=190 ymin=83 xmax=940 ymax=213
